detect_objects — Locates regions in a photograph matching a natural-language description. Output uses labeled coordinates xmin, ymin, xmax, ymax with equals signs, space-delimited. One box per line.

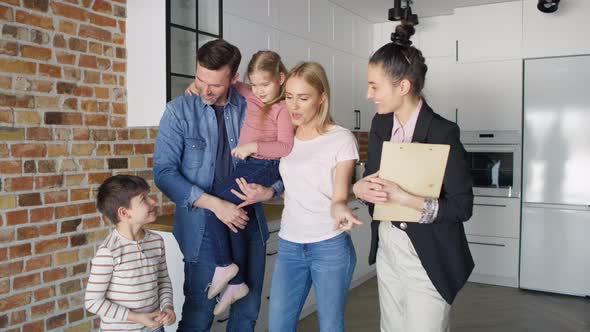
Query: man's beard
xmin=199 ymin=90 xmax=219 ymax=105
xmin=201 ymin=97 xmax=217 ymax=105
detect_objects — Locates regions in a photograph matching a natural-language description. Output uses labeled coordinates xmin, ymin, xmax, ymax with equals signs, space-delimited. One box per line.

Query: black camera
xmin=388 ymin=0 xmax=419 ymax=26
xmin=537 ymin=0 xmax=560 ymax=13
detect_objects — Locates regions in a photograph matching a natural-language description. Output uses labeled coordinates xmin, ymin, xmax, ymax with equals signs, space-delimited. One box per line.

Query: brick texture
xmin=0 ymin=1 xmax=174 ymax=331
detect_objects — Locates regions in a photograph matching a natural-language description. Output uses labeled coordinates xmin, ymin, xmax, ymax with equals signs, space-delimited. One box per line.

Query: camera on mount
xmin=537 ymin=0 xmax=560 ymax=13
xmin=388 ymin=0 xmax=419 ymax=26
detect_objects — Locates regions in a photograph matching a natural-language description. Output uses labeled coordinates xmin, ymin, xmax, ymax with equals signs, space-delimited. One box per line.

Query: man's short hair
xmin=197 ymin=39 xmax=242 ymax=78
xmin=96 ymin=175 xmax=150 ymax=224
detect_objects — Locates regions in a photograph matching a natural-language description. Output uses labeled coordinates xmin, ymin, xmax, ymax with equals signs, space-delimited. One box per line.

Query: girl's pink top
xmin=234 ymin=82 xmax=294 ymax=160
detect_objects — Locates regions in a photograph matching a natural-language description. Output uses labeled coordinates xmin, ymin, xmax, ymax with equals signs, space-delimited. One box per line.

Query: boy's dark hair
xmin=96 ymin=175 xmax=150 ymax=224
xmin=197 ymin=39 xmax=242 ymax=78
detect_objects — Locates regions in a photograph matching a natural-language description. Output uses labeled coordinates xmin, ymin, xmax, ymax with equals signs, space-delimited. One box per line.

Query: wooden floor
xmin=298 ymin=277 xmax=590 ymax=332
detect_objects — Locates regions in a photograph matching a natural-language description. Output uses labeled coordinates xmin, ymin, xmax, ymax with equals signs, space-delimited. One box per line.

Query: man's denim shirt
xmin=153 ymin=88 xmax=282 ymax=262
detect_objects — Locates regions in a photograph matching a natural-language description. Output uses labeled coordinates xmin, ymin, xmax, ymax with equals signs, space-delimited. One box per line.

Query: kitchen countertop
xmin=146 ymin=194 xmax=357 ymax=233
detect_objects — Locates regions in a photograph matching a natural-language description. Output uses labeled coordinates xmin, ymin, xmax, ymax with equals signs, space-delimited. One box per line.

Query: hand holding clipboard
xmin=372 ymin=142 xmax=450 ymax=222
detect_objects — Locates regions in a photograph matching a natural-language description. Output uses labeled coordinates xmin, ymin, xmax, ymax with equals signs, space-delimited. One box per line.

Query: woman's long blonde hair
xmin=246 ymin=50 xmax=288 ymax=116
xmin=285 ymin=62 xmax=335 ymax=134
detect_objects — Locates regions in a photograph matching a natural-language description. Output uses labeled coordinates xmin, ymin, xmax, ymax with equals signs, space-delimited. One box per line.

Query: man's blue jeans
xmin=208 ymin=157 xmax=280 ymax=284
xmin=177 ymin=216 xmax=266 ymax=331
xmin=268 ymin=232 xmax=356 ymax=332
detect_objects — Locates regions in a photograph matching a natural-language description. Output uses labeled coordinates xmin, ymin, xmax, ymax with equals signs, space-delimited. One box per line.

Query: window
xmin=166 ymin=0 xmax=223 ymax=100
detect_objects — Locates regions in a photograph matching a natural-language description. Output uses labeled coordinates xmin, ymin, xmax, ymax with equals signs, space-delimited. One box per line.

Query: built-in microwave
xmin=461 ymin=131 xmax=521 ymax=198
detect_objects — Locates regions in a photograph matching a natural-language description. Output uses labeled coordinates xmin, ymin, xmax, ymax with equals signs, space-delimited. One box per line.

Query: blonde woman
xmin=233 ymin=62 xmax=361 ymax=332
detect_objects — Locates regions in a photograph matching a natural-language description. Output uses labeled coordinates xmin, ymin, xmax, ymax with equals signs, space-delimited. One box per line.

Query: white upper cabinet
xmin=332 ymin=51 xmax=355 ymax=129
xmin=332 ymin=4 xmax=354 ymax=52
xmin=278 ymin=32 xmax=310 ymax=70
xmin=353 ymin=58 xmax=373 ymax=131
xmin=454 ymin=60 xmax=522 ymax=132
xmin=223 ymin=0 xmax=279 ymax=28
xmin=309 ymin=42 xmax=334 ymax=84
xmin=523 ymin=0 xmax=590 ymax=58
xmin=414 ymin=15 xmax=455 ymax=58
xmin=224 ymin=14 xmax=278 ymax=77
xmin=353 ymin=16 xmax=373 ymax=58
xmin=423 ymin=57 xmax=456 ymax=123
xmin=309 ymin=0 xmax=332 ymax=45
xmin=454 ymin=1 xmax=523 ymax=62
xmin=223 ymin=1 xmax=373 ymax=133
xmin=279 ymin=0 xmax=309 ymax=38
xmin=373 ymin=22 xmax=391 ymax=52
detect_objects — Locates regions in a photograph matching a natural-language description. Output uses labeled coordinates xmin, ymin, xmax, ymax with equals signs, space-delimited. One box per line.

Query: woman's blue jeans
xmin=268 ymin=232 xmax=356 ymax=332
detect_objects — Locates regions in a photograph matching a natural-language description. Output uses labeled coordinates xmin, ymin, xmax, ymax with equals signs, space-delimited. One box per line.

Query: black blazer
xmin=365 ymin=101 xmax=474 ymax=304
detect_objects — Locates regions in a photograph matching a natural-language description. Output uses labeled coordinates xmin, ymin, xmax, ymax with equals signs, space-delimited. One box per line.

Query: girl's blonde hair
xmin=286 ymin=62 xmax=335 ymax=134
xmin=246 ymin=50 xmax=288 ymax=115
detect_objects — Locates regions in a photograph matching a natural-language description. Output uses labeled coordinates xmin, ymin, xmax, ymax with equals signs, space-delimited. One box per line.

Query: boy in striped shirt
xmin=85 ymin=175 xmax=175 ymax=331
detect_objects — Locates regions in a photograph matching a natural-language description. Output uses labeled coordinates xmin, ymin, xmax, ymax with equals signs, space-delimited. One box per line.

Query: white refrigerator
xmin=520 ymin=55 xmax=590 ymax=296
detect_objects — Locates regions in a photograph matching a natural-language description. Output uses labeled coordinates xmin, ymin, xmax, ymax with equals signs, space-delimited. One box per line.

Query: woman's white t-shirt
xmin=278 ymin=125 xmax=359 ymax=243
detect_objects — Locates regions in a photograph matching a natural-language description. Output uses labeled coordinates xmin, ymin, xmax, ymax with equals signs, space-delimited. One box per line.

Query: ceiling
xmin=331 ymin=0 xmax=521 ymax=22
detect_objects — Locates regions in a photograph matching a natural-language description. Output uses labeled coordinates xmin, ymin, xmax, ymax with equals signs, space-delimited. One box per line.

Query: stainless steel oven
xmin=461 ymin=131 xmax=521 ymax=198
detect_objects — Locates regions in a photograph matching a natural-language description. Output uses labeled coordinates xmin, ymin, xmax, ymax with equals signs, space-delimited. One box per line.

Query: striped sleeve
xmin=84 ymin=247 xmax=130 ymax=321
xmin=157 ymin=241 xmax=174 ymax=310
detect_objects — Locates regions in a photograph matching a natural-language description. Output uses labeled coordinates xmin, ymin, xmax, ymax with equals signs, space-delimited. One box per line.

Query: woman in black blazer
xmin=353 ymin=23 xmax=474 ymax=332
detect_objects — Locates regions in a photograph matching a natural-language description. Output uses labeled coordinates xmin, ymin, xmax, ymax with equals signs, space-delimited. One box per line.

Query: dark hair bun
xmin=391 ymin=23 xmax=414 ymax=47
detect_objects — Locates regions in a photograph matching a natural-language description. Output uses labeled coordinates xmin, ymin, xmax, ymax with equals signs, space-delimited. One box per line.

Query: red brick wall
xmin=352 ymin=131 xmax=368 ymax=161
xmin=0 ymin=1 xmax=173 ymax=331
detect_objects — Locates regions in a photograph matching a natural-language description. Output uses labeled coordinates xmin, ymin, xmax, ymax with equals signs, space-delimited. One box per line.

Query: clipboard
xmin=373 ymin=142 xmax=450 ymax=222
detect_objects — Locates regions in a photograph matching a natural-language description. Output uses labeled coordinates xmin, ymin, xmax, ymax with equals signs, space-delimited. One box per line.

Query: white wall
xmin=126 ymin=0 xmax=166 ymax=127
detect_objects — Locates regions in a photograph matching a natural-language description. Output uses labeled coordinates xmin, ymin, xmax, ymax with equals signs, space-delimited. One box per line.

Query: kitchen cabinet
xmin=332 ymin=51 xmax=356 ymax=130
xmin=454 ymin=1 xmax=523 ymax=62
xmin=279 ymin=0 xmax=309 ymax=38
xmin=464 ymin=197 xmax=521 ymax=239
xmin=373 ymin=22 xmax=391 ymax=52
xmin=223 ymin=0 xmax=279 ymax=28
xmin=353 ymin=58 xmax=374 ymax=132
xmin=463 ymin=196 xmax=521 ymax=288
xmin=466 ymin=235 xmax=520 ymax=287
xmin=309 ymin=42 xmax=334 ymax=87
xmin=348 ymin=201 xmax=376 ymax=282
xmin=353 ymin=16 xmax=373 ymax=58
xmin=222 ymin=0 xmax=372 ymax=135
xmin=423 ymin=56 xmax=456 ymax=123
xmin=309 ymin=0 xmax=332 ymax=46
xmin=278 ymin=32 xmax=310 ymax=71
xmin=224 ymin=14 xmax=278 ymax=77
xmin=523 ymin=0 xmax=590 ymax=58
xmin=332 ymin=55 xmax=376 ymax=132
xmin=454 ymin=59 xmax=522 ymax=132
xmin=332 ymin=4 xmax=354 ymax=52
xmin=414 ymin=15 xmax=455 ymax=58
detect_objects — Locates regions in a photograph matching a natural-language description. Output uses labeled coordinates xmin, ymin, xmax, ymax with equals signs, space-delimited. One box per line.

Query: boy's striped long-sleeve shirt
xmin=85 ymin=229 xmax=173 ymax=331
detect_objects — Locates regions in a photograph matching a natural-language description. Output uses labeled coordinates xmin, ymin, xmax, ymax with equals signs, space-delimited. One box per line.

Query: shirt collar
xmin=113 ymin=228 xmax=149 ymax=244
xmin=392 ymin=99 xmax=423 ymax=141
